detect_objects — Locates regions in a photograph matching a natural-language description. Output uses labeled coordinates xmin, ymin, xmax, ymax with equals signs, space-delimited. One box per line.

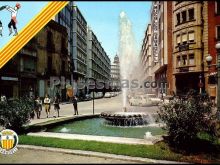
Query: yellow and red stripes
xmin=1 ymin=139 xmax=14 ymax=150
xmin=0 ymin=1 xmax=69 ymax=69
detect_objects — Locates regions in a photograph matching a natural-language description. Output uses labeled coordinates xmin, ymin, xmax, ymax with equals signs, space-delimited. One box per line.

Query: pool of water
xmin=47 ymin=118 xmax=166 ymax=139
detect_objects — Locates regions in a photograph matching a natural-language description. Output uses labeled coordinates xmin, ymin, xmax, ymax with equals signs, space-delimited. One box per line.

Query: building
xmin=206 ymin=1 xmax=220 ymax=101
xmin=36 ymin=20 xmax=71 ymax=101
xmin=172 ymin=1 xmax=208 ymax=95
xmin=150 ymin=1 xmax=173 ymax=96
xmin=87 ymin=28 xmax=111 ymax=93
xmin=54 ymin=1 xmax=75 ymax=91
xmin=140 ymin=24 xmax=153 ymax=93
xmin=0 ymin=20 xmax=70 ymax=100
xmin=72 ymin=4 xmax=88 ymax=97
xmin=110 ymin=54 xmax=120 ymax=91
xmin=0 ymin=39 xmax=37 ymax=98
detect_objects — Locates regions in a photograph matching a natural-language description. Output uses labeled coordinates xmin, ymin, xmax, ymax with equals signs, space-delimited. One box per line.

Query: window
xmin=177 ymin=56 xmax=181 ymax=67
xmin=182 ymin=33 xmax=187 ymax=44
xmin=182 ymin=55 xmax=187 ymax=66
xmin=216 ymin=1 xmax=220 ymax=15
xmin=188 ymin=8 xmax=194 ymax=21
xmin=189 ymin=54 xmax=195 ymax=65
xmin=176 ymin=13 xmax=181 ymax=25
xmin=216 ymin=26 xmax=220 ymax=40
xmin=188 ymin=31 xmax=195 ymax=42
xmin=177 ymin=35 xmax=181 ymax=45
xmin=182 ymin=11 xmax=187 ymax=23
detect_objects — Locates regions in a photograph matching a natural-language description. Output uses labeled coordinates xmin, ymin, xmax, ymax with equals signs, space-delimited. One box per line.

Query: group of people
xmin=31 ymin=95 xmax=78 ymax=119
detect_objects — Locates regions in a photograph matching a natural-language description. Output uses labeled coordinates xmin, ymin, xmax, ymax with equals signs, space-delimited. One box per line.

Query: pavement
xmin=0 ymin=145 xmax=188 ymax=164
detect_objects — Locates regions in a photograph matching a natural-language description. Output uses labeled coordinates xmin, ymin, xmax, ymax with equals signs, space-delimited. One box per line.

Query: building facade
xmin=36 ymin=20 xmax=71 ymax=101
xmin=110 ymin=54 xmax=120 ymax=91
xmin=87 ymin=28 xmax=111 ymax=93
xmin=172 ymin=1 xmax=208 ymax=95
xmin=141 ymin=24 xmax=153 ymax=93
xmin=72 ymin=4 xmax=88 ymax=97
xmin=150 ymin=1 xmax=173 ymax=96
xmin=206 ymin=1 xmax=220 ymax=101
xmin=54 ymin=1 xmax=75 ymax=86
xmin=0 ymin=39 xmax=37 ymax=98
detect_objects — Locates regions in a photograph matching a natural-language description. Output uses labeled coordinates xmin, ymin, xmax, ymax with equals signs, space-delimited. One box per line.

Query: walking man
xmin=5 ymin=3 xmax=21 ymax=36
xmin=53 ymin=96 xmax=60 ymax=118
xmin=44 ymin=95 xmax=51 ymax=118
xmin=72 ymin=96 xmax=78 ymax=115
xmin=35 ymin=96 xmax=42 ymax=119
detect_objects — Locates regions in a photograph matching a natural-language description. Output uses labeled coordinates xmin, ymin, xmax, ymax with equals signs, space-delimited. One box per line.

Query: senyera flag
xmin=0 ymin=1 xmax=69 ymax=69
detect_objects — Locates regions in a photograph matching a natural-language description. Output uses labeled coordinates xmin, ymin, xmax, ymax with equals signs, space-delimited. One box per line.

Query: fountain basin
xmin=100 ymin=111 xmax=152 ymax=126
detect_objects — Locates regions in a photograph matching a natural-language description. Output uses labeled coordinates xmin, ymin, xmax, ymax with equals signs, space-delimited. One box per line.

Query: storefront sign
xmin=152 ymin=3 xmax=159 ymax=63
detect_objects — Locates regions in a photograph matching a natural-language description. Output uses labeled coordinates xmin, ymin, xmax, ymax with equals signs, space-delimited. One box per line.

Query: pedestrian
xmin=53 ymin=96 xmax=60 ymax=118
xmin=44 ymin=95 xmax=51 ymax=118
xmin=30 ymin=96 xmax=35 ymax=119
xmin=35 ymin=96 xmax=42 ymax=119
xmin=72 ymin=96 xmax=78 ymax=115
xmin=4 ymin=3 xmax=21 ymax=36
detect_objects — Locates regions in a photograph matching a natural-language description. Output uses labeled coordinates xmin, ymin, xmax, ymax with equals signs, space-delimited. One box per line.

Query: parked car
xmin=110 ymin=92 xmax=117 ymax=97
xmin=144 ymin=94 xmax=163 ymax=106
xmin=104 ymin=92 xmax=111 ymax=98
xmin=129 ymin=95 xmax=153 ymax=106
xmin=83 ymin=94 xmax=92 ymax=101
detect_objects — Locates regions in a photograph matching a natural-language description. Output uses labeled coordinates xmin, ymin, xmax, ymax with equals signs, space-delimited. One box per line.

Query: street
xmin=30 ymin=94 xmax=159 ymax=125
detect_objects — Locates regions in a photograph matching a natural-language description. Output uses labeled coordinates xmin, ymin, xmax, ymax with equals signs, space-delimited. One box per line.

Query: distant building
xmin=111 ymin=54 xmax=120 ymax=91
xmin=87 ymin=27 xmax=111 ymax=93
xmin=140 ymin=24 xmax=153 ymax=93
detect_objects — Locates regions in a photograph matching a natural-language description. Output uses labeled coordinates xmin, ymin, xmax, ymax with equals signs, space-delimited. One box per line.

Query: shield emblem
xmin=1 ymin=135 xmax=14 ymax=150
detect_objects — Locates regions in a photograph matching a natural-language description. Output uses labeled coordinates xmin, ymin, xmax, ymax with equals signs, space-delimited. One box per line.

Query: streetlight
xmin=205 ymin=42 xmax=220 ymax=120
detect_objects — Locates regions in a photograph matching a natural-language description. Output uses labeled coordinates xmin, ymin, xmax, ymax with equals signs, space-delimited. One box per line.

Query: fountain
xmin=100 ymin=11 xmax=152 ymax=127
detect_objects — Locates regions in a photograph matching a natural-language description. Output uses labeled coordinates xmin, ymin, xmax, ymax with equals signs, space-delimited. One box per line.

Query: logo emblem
xmin=0 ymin=129 xmax=18 ymax=155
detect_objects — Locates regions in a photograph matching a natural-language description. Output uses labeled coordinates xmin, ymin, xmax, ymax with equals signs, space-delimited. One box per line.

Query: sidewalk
xmin=12 ymin=145 xmax=188 ymax=164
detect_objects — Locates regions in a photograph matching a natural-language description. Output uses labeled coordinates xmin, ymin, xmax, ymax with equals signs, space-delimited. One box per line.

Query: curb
xmin=18 ymin=145 xmax=189 ymax=164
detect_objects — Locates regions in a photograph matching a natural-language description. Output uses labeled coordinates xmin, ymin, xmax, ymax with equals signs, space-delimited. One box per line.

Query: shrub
xmin=0 ymin=97 xmax=34 ymax=133
xmin=157 ymin=90 xmax=218 ymax=148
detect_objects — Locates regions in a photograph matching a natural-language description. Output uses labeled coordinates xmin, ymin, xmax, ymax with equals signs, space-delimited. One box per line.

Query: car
xmin=110 ymin=92 xmax=117 ymax=97
xmin=129 ymin=95 xmax=153 ymax=106
xmin=104 ymin=92 xmax=111 ymax=98
xmin=83 ymin=94 xmax=91 ymax=101
xmin=144 ymin=94 xmax=163 ymax=106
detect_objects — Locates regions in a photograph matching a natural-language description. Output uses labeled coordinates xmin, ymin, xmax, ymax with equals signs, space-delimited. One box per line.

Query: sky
xmin=0 ymin=1 xmax=49 ymax=49
xmin=76 ymin=1 xmax=152 ymax=62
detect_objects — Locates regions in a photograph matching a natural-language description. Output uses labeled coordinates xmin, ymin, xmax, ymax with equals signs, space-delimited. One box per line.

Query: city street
xmin=29 ymin=94 xmax=159 ymax=125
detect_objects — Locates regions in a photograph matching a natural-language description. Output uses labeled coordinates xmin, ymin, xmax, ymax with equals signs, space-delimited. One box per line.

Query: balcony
xmin=178 ymin=43 xmax=189 ymax=52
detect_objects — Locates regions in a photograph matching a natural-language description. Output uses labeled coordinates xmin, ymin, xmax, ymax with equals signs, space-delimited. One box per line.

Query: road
xmin=29 ymin=94 xmax=159 ymax=125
